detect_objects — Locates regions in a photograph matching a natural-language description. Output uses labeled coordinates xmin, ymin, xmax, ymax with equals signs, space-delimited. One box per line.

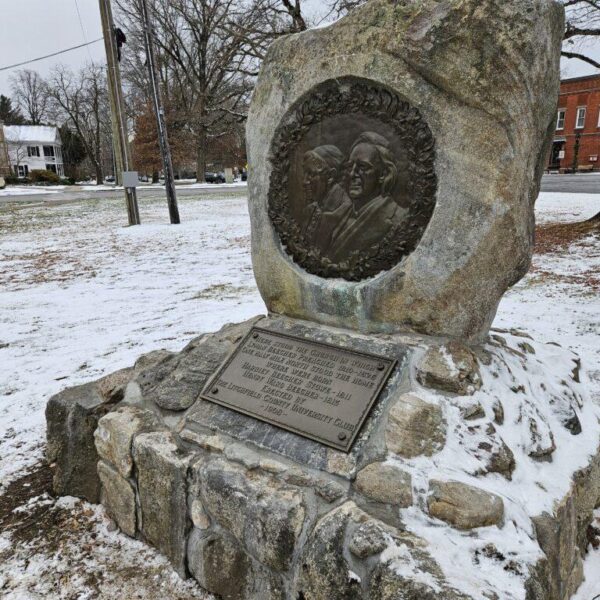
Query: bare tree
xmin=116 ymin=0 xmax=315 ymax=181
xmin=45 ymin=64 xmax=112 ymax=185
xmin=10 ymin=70 xmax=49 ymax=125
xmin=562 ymin=0 xmax=600 ymax=69
xmin=6 ymin=130 xmax=29 ymax=176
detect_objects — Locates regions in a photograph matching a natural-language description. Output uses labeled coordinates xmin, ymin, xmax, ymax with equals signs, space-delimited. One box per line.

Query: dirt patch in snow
xmin=535 ymin=217 xmax=599 ymax=254
xmin=0 ymin=462 xmax=54 ymax=546
xmin=0 ymin=461 xmax=213 ymax=599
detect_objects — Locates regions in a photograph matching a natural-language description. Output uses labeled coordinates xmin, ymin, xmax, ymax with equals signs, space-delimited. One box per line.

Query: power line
xmin=74 ymin=0 xmax=95 ymax=63
xmin=0 ymin=38 xmax=103 ymax=73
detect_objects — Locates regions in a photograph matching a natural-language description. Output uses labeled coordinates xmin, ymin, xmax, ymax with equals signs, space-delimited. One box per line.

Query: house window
xmin=576 ymin=107 xmax=586 ymax=129
xmin=43 ymin=145 xmax=55 ymax=158
xmin=17 ymin=165 xmax=29 ymax=177
xmin=556 ymin=109 xmax=566 ymax=130
xmin=27 ymin=146 xmax=40 ymax=157
xmin=45 ymin=164 xmax=57 ymax=173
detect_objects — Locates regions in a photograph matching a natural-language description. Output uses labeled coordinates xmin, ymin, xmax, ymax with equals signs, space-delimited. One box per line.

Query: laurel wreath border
xmin=268 ymin=77 xmax=437 ymax=281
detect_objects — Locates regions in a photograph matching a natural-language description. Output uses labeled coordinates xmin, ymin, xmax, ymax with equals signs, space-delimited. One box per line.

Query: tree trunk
xmin=95 ymin=163 xmax=104 ymax=185
xmin=196 ymin=130 xmax=207 ymax=182
xmin=152 ymin=170 xmax=159 ymax=183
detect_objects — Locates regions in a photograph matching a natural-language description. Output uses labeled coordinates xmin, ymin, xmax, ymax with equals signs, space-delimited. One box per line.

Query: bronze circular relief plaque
xmin=268 ymin=77 xmax=437 ymax=281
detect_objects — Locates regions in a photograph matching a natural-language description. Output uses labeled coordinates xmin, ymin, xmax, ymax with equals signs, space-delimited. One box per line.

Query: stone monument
xmin=46 ymin=2 xmax=600 ymax=599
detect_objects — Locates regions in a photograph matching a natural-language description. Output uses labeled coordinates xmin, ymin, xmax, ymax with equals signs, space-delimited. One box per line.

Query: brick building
xmin=549 ymin=74 xmax=600 ymax=172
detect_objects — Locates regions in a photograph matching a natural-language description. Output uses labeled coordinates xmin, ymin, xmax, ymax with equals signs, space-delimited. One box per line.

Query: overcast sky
xmin=0 ymin=0 xmax=599 ymax=99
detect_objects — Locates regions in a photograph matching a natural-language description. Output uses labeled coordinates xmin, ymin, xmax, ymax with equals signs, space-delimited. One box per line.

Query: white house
xmin=3 ymin=125 xmax=64 ymax=178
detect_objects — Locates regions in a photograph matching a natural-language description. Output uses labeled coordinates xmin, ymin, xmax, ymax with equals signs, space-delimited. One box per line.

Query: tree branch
xmin=561 ymin=49 xmax=600 ymax=69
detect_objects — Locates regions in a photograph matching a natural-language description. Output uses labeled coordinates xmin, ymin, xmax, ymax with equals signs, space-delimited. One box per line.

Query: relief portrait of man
xmin=301 ymin=145 xmax=352 ymax=255
xmin=326 ymin=131 xmax=408 ymax=264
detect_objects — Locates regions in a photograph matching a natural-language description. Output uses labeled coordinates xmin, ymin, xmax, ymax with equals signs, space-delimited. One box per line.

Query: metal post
xmin=140 ymin=0 xmax=180 ymax=224
xmin=99 ymin=0 xmax=140 ymax=225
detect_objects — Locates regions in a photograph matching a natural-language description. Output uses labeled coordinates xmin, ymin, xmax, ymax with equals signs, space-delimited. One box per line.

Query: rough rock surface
xmin=187 ymin=528 xmax=255 ymax=600
xmin=247 ymin=0 xmax=565 ymax=342
xmin=385 ymin=393 xmax=446 ymax=457
xmin=194 ymin=457 xmax=306 ymax=572
xmin=427 ymin=480 xmax=505 ymax=530
xmin=135 ymin=338 xmax=232 ymax=411
xmin=97 ymin=460 xmax=136 ymax=536
xmin=130 ymin=320 xmax=258 ymax=412
xmin=46 ymin=382 xmax=117 ymax=502
xmin=299 ymin=503 xmax=365 ymax=600
xmin=416 ymin=343 xmax=482 ymax=395
xmin=94 ymin=406 xmax=163 ymax=478
xmin=348 ymin=520 xmax=389 ymax=559
xmin=354 ymin=462 xmax=412 ymax=507
xmin=369 ymin=534 xmax=472 ymax=600
xmin=46 ymin=350 xmax=171 ymax=502
xmin=133 ymin=432 xmax=191 ymax=577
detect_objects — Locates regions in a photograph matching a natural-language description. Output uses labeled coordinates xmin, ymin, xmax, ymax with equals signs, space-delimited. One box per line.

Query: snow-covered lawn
xmin=1 ymin=192 xmax=264 ymax=484
xmin=78 ymin=181 xmax=247 ymax=192
xmin=0 ymin=181 xmax=247 ymax=197
xmin=0 ymin=190 xmax=598 ymax=598
xmin=0 ymin=186 xmax=65 ymax=197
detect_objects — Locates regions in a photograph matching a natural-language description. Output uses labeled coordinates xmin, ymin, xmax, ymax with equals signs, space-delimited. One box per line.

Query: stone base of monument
xmin=46 ymin=316 xmax=600 ymax=600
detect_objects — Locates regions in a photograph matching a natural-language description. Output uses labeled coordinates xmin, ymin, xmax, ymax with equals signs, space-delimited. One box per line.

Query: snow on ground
xmin=533 ymin=192 xmax=600 ymax=225
xmin=78 ymin=181 xmax=247 ymax=192
xmin=0 ymin=182 xmax=247 ymax=196
xmin=496 ymin=193 xmax=600 ymax=373
xmin=0 ymin=189 xmax=598 ymax=599
xmin=0 ymin=191 xmax=264 ymax=485
xmin=0 ymin=186 xmax=65 ymax=197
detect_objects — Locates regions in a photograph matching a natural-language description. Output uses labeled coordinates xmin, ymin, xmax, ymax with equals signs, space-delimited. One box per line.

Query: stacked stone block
xmin=45 ymin=318 xmax=600 ymax=599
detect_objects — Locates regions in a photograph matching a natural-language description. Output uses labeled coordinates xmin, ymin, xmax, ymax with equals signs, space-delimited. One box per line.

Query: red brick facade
xmin=548 ymin=74 xmax=600 ymax=171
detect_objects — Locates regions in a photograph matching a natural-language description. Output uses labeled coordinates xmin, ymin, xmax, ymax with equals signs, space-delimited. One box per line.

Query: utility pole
xmin=98 ymin=0 xmax=140 ymax=226
xmin=140 ymin=0 xmax=180 ymax=224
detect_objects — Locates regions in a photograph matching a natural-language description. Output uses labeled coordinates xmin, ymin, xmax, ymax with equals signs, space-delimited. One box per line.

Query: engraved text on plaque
xmin=201 ymin=327 xmax=396 ymax=452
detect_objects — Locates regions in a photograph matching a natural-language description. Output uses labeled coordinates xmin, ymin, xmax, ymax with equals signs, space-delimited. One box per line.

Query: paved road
xmin=541 ymin=173 xmax=600 ymax=194
xmin=1 ymin=174 xmax=599 ymax=209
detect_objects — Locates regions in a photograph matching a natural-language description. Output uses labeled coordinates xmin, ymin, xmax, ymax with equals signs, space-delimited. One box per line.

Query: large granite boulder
xmin=247 ymin=0 xmax=564 ymax=342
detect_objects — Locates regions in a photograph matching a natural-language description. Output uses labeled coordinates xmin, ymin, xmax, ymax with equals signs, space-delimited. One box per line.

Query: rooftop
xmin=561 ymin=73 xmax=600 ymax=85
xmin=2 ymin=125 xmax=60 ymax=144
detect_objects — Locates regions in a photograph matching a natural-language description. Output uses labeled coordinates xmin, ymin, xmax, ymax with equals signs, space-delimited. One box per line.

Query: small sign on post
xmin=122 ymin=171 xmax=139 ymax=188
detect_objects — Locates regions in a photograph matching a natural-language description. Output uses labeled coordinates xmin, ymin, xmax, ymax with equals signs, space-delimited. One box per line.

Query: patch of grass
xmin=190 ymin=282 xmax=254 ymax=300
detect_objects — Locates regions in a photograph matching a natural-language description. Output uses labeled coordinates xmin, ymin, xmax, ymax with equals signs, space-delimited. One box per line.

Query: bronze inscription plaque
xmin=201 ymin=328 xmax=396 ymax=452
xmin=268 ymin=76 xmax=437 ymax=281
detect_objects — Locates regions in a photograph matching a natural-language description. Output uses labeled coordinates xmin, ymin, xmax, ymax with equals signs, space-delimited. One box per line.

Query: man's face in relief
xmin=348 ymin=143 xmax=383 ymax=206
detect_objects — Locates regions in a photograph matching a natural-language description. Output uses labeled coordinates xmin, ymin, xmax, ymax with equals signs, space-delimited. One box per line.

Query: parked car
xmin=204 ymin=171 xmax=226 ymax=183
xmin=104 ymin=175 xmax=115 ymax=183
